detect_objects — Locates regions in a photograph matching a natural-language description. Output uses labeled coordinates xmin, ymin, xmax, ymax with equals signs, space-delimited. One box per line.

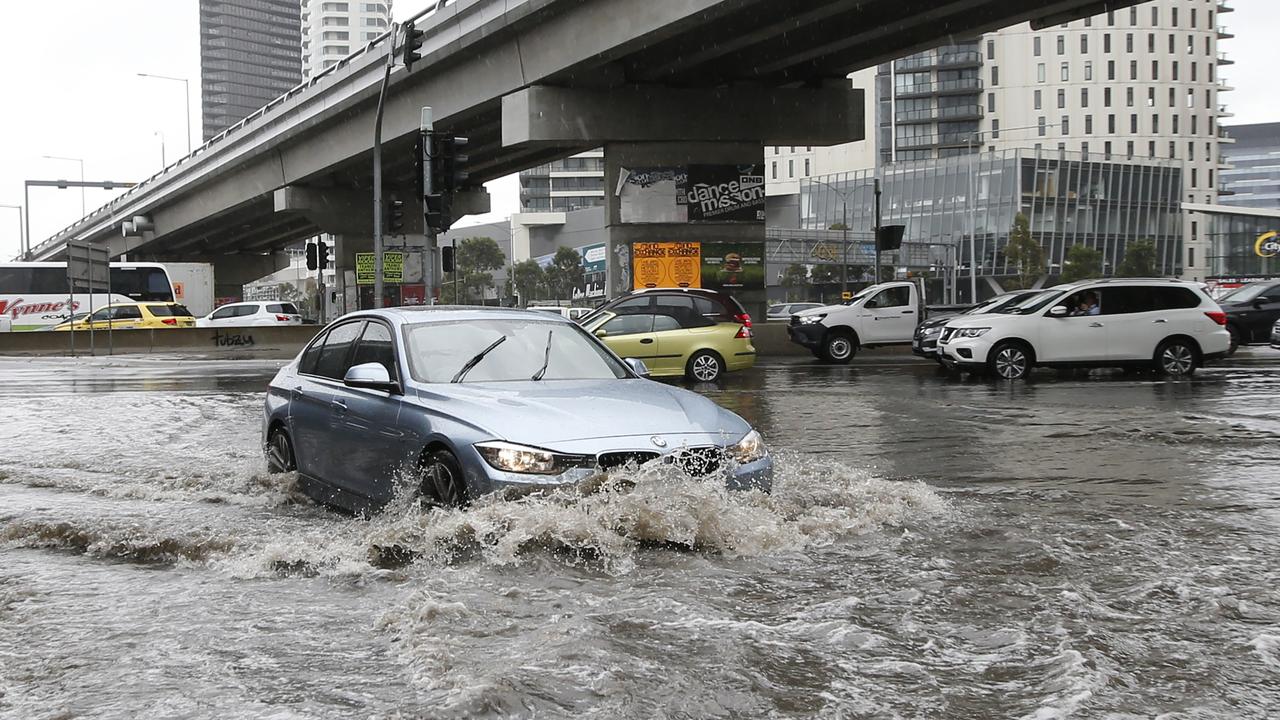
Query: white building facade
xmin=301 ymin=0 xmax=392 ymax=79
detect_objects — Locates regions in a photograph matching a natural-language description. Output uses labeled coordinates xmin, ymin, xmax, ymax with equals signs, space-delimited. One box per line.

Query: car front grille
xmin=665 ymin=446 xmax=724 ymax=477
xmin=597 ymin=451 xmax=661 ymax=470
xmin=789 ymin=315 xmax=801 ymax=326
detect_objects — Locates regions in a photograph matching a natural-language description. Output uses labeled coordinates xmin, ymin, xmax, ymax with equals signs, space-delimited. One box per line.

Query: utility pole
xmin=421 ymin=107 xmax=435 ymax=302
xmin=873 ymin=178 xmax=882 ymax=283
xmin=371 ymin=22 xmax=399 ymax=309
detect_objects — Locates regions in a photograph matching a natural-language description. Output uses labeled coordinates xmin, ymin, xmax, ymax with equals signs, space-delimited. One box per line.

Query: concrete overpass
xmin=27 ymin=0 xmax=1142 ymax=301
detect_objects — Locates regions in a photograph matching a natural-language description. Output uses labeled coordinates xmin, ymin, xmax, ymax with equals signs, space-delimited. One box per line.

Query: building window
xmin=1206 ymin=142 xmax=1213 ymax=162
xmin=788 ymin=159 xmax=794 ymax=178
xmin=1034 ymin=90 xmax=1042 ymax=110
xmin=1192 ymin=115 xmax=1198 ymax=134
xmin=1085 ymin=115 xmax=1093 ymax=134
xmin=1130 ymin=114 xmax=1138 ymax=133
xmin=1126 ymin=88 xmax=1134 ymax=107
xmin=1060 ymin=62 xmax=1069 ymax=81
xmin=804 ymin=158 xmax=811 ymax=176
xmin=986 ymin=39 xmax=995 ymax=59
xmin=1108 ymin=114 xmax=1116 ymax=133
xmin=1152 ymin=115 xmax=1159 ymax=134
xmin=1169 ymin=141 xmax=1176 ymax=158
xmin=1151 ymin=6 xmax=1158 ymax=25
xmin=1037 ymin=63 xmax=1046 ymax=82
xmin=1173 ymin=115 xmax=1180 ymax=134
xmin=1147 ymin=88 xmax=1155 ymax=108
xmin=1057 ymin=89 xmax=1065 ymax=109
xmin=1058 ymin=142 xmax=1067 ymax=153
xmin=991 ymin=66 xmax=999 ymax=85
xmin=1080 ymin=35 xmax=1088 ymax=53
xmin=1126 ymin=33 xmax=1133 ymax=53
xmin=1126 ymin=141 xmax=1134 ymax=159
xmin=1129 ymin=60 xmax=1137 ymax=80
xmin=770 ymin=162 xmax=777 ymax=179
xmin=1107 ymin=10 xmax=1114 ymax=26
xmin=987 ymin=92 xmax=995 ymax=112
xmin=1061 ymin=116 xmax=1069 ymax=135
xmin=1129 ymin=7 xmax=1137 ymax=25
xmin=1149 ymin=140 xmax=1156 ymax=158
xmin=1034 ymin=36 xmax=1041 ymax=57
xmin=1188 ymin=246 xmax=1195 ymax=267
xmin=1191 ymin=168 xmax=1197 ymax=187
xmin=1103 ymin=87 xmax=1111 ymax=107
xmin=1171 ymin=7 xmax=1178 ymax=27
xmin=1169 ymin=33 xmax=1176 ymax=54
xmin=992 ymin=119 xmax=1000 ymax=139
xmin=1148 ymin=33 xmax=1155 ymax=53
xmin=1081 ymin=88 xmax=1089 ymax=108
xmin=1104 ymin=33 xmax=1111 ymax=53
xmin=1170 ymin=87 xmax=1177 ymax=107
xmin=1082 ymin=141 xmax=1089 ymax=158
xmin=1104 ymin=141 xmax=1112 ymax=159
xmin=1084 ymin=61 xmax=1092 ymax=80
xmin=1151 ymin=60 xmax=1159 ymax=81
xmin=1107 ymin=59 xmax=1116 ymax=79
xmin=1038 ymin=116 xmax=1046 ymax=136
xmin=1209 ymin=168 xmax=1214 ymax=188
xmin=1191 ymin=62 xmax=1197 ymax=82
xmin=1172 ymin=61 xmax=1179 ymax=81
xmin=1057 ymin=35 xmax=1065 ymax=54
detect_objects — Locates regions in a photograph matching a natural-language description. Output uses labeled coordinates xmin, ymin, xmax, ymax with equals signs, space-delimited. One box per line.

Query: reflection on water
xmin=1 ymin=355 xmax=1279 ymax=718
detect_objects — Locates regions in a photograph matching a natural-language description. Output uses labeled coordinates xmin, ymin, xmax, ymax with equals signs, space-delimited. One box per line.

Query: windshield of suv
xmin=404 ymin=319 xmax=627 ymax=383
xmin=987 ymin=290 xmax=1050 ymax=314
xmin=1006 ymin=289 xmax=1068 ymax=314
xmin=1218 ymin=283 xmax=1273 ymax=303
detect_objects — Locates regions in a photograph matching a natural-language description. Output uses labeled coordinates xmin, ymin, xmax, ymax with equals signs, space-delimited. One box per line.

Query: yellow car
xmin=582 ymin=288 xmax=756 ymax=382
xmin=52 ymin=302 xmax=196 ymax=331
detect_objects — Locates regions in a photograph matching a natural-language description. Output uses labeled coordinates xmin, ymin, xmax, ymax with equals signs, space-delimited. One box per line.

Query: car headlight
xmin=797 ymin=314 xmax=826 ymax=325
xmin=923 ymin=326 xmax=942 ymax=336
xmin=475 ymin=441 xmax=580 ymax=475
xmin=732 ymin=429 xmax=767 ymax=463
xmin=955 ymin=327 xmax=990 ymax=338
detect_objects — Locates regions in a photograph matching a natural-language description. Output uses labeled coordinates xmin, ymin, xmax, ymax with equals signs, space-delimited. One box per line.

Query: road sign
xmin=841 ymin=291 xmax=852 ymax=300
xmin=356 ymin=252 xmax=404 ymax=285
xmin=66 ymin=240 xmax=109 ymax=289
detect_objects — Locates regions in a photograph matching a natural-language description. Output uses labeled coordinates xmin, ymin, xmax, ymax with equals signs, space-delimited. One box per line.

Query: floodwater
xmin=2 ymin=351 xmax=1279 ymax=719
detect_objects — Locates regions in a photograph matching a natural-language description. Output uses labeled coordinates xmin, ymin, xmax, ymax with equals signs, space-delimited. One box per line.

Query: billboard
xmin=679 ymin=165 xmax=766 ymax=222
xmin=701 ymin=241 xmax=765 ymax=290
xmin=632 ymin=242 xmax=702 ymax=290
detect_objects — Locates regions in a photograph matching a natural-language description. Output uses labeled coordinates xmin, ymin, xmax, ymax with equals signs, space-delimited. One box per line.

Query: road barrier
xmin=0 ymin=326 xmax=322 ymax=359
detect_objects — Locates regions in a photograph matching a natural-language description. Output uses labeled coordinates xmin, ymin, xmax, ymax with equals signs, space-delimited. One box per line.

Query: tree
xmin=810 ymin=263 xmax=838 ymax=286
xmin=1003 ymin=212 xmax=1045 ymax=290
xmin=1061 ymin=244 xmax=1104 ymax=283
xmin=545 ymin=246 xmax=585 ymax=301
xmin=449 ymin=236 xmax=505 ymax=303
xmin=511 ymin=259 xmax=546 ymax=306
xmin=779 ymin=264 xmax=809 ymax=301
xmin=1116 ymin=239 xmax=1158 ymax=277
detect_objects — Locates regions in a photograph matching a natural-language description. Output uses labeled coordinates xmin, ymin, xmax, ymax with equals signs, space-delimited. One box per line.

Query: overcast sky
xmin=1 ymin=0 xmax=1276 ymax=259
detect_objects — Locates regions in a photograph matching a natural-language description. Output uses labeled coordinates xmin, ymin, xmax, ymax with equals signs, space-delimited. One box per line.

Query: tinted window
xmin=88 ymin=307 xmax=114 ymax=322
xmin=602 ymin=314 xmax=654 ymax=336
xmin=267 ymin=303 xmax=299 ymax=314
xmin=610 ymin=297 xmax=652 ymax=315
xmin=652 ymin=315 xmax=681 ymax=332
xmin=1100 ymin=286 xmax=1153 ymax=315
xmin=1151 ymin=287 xmax=1201 ymax=310
xmin=351 ymin=322 xmax=397 ymax=380
xmin=314 ymin=321 xmax=364 ymax=379
xmin=237 ymin=305 xmax=260 ymax=317
xmin=114 ymin=305 xmax=143 ymax=320
xmin=109 ymin=267 xmax=172 ymax=301
xmin=691 ymin=295 xmax=737 ymax=322
xmin=0 ymin=267 xmax=70 ymax=294
xmin=654 ymin=295 xmax=715 ymax=328
xmin=869 ymin=286 xmax=911 ymax=308
xmin=211 ymin=305 xmax=239 ymax=320
xmin=146 ymin=304 xmax=191 ymax=317
xmin=299 ymin=331 xmax=327 ymax=375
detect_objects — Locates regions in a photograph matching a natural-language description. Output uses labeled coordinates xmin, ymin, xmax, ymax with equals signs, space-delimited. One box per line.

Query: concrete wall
xmin=0 ymin=327 xmax=321 ymax=360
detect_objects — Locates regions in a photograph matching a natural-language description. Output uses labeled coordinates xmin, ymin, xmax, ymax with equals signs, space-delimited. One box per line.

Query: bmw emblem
xmin=650 ymin=436 xmax=667 ymax=448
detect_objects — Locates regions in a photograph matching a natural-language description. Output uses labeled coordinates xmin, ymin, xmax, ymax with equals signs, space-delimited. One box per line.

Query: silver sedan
xmin=262 ymin=307 xmax=772 ymax=513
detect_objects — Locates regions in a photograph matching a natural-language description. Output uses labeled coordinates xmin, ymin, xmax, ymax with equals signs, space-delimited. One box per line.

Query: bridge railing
xmin=31 ymin=0 xmax=473 ymax=257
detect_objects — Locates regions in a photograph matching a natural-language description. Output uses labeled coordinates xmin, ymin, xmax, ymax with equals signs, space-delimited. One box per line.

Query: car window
xmin=115 ymin=305 xmax=143 ymax=320
xmin=88 ymin=307 xmax=114 ymax=322
xmin=1099 ymin=286 xmax=1155 ymax=315
xmin=146 ymin=304 xmax=190 ymax=317
xmin=211 ymin=305 xmax=239 ymax=320
xmin=869 ymin=286 xmax=911 ymax=308
xmin=1151 ymin=287 xmax=1201 ymax=310
xmin=652 ymin=315 xmax=681 ymax=332
xmin=237 ymin=305 xmax=260 ymax=317
xmin=1219 ymin=283 xmax=1273 ymax=303
xmin=610 ymin=297 xmax=652 ymax=315
xmin=351 ymin=321 xmax=398 ymax=381
xmin=602 ymin=314 xmax=655 ymax=336
xmin=314 ymin=321 xmax=365 ymax=380
xmin=655 ymin=295 xmax=716 ymax=328
xmin=268 ymin=303 xmax=299 ymax=314
xmin=299 ymin=330 xmax=327 ymax=375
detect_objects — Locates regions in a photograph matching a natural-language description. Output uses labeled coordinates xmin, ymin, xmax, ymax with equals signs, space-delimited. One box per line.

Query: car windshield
xmin=404 ymin=318 xmax=627 ymax=383
xmin=1218 ymin=283 xmax=1272 ymax=303
xmin=841 ymin=287 xmax=876 ymax=306
xmin=1006 ymin=289 xmax=1068 ymax=314
xmin=987 ymin=290 xmax=1049 ymax=313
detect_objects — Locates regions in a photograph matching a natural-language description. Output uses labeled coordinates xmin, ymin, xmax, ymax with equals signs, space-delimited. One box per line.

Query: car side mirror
xmin=1048 ymin=305 xmax=1069 ymax=317
xmin=594 ymin=328 xmax=608 ymax=338
xmin=344 ymin=362 xmax=399 ymax=393
xmin=623 ymin=357 xmax=650 ymax=378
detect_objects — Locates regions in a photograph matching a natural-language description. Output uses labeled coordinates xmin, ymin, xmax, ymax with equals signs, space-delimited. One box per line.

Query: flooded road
xmin=2 ymin=351 xmax=1279 ymax=718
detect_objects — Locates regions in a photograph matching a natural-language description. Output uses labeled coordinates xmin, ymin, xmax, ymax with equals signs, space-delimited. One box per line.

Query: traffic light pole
xmin=420 ymin=107 xmax=436 ymax=303
xmin=371 ymin=23 xmax=399 ymax=309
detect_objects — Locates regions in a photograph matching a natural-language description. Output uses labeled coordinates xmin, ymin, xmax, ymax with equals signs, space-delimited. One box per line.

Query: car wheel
xmin=822 ymin=331 xmax=856 ymax=364
xmin=419 ymin=449 xmax=468 ymax=508
xmin=686 ymin=350 xmax=724 ymax=382
xmin=265 ymin=426 xmax=296 ymax=473
xmin=988 ymin=341 xmax=1033 ymax=380
xmin=1226 ymin=325 xmax=1240 ymax=356
xmin=1154 ymin=339 xmax=1197 ymax=377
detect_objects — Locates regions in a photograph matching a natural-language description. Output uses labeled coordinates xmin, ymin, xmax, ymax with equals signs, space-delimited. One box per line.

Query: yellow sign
xmin=1255 ymin=231 xmax=1279 ymax=259
xmin=811 ymin=243 xmax=837 ymax=262
xmin=355 ymin=252 xmax=404 ymax=285
xmin=633 ymin=242 xmax=702 ymax=290
xmin=841 ymin=291 xmax=853 ymax=300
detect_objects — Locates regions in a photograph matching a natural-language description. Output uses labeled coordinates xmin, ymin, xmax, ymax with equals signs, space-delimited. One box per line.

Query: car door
xmin=1035 ymin=288 xmax=1108 ymax=362
xmin=597 ymin=313 xmax=660 ymax=364
xmin=860 ymin=286 xmax=916 ymax=343
xmin=1098 ymin=285 xmax=1162 ymax=361
xmin=327 ymin=320 xmax=410 ymax=504
xmin=295 ymin=321 xmax=363 ymax=483
xmin=653 ymin=294 xmax=718 ymax=374
xmin=205 ymin=304 xmax=240 ymax=327
xmin=108 ymin=305 xmax=144 ymax=330
xmin=1244 ymin=283 xmax=1280 ymax=342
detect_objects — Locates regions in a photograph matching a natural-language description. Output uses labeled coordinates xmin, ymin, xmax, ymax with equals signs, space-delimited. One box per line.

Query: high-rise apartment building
xmin=199 ymin=0 xmax=303 ymax=141
xmin=1219 ymin=122 xmax=1280 ymax=209
xmin=302 ymin=1 xmax=393 ymax=79
xmin=518 ymin=150 xmax=606 ymax=213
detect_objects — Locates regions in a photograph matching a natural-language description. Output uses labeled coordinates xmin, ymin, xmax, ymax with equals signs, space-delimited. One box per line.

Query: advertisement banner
xmin=617 ymin=167 xmax=689 ymax=224
xmin=632 ymin=242 xmax=702 ymax=290
xmin=580 ymin=243 xmax=607 ymax=273
xmin=355 ymin=252 xmax=404 ymax=285
xmin=701 ymin=241 xmax=765 ymax=291
xmin=679 ymin=165 xmax=766 ymax=223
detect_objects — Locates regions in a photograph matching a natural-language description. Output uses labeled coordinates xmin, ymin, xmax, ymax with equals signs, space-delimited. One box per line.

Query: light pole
xmin=41 ymin=156 xmax=85 ymax=217
xmin=137 ymin=73 xmax=192 ymax=155
xmin=0 ymin=204 xmax=22 ymax=261
xmin=809 ymin=177 xmax=882 ymax=294
xmin=154 ymin=131 xmax=167 ymax=168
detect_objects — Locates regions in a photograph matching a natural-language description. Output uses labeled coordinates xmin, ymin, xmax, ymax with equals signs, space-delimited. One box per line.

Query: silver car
xmin=263 ymin=307 xmax=772 ymax=512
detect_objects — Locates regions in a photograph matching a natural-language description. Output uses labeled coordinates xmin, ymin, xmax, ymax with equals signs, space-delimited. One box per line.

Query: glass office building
xmin=794 ymin=149 xmax=1183 ymax=298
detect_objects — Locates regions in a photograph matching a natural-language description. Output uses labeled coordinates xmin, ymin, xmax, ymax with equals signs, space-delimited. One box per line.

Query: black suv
xmin=1217 ymin=281 xmax=1280 ymax=353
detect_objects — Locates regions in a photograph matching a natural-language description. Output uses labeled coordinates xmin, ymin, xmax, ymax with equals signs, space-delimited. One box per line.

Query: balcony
xmin=936 ymin=77 xmax=983 ymax=95
xmin=1217 ymin=25 xmax=1234 ymax=39
xmin=937 ymin=50 xmax=982 ymax=69
xmin=895 ymin=107 xmax=939 ymax=124
xmin=938 ymin=104 xmax=983 ymax=121
xmin=1217 ymin=1 xmax=1233 ymax=13
xmin=895 ymin=55 xmax=937 ymax=72
xmin=937 ymin=132 xmax=979 ymax=147
xmin=896 ymin=134 xmax=936 ymax=149
xmin=1218 ymin=104 xmax=1234 ymax=118
xmin=1217 ymin=52 xmax=1233 ymax=66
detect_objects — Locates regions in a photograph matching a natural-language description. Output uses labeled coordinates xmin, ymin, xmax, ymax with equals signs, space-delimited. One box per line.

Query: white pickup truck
xmin=786 ymin=281 xmax=923 ymax=362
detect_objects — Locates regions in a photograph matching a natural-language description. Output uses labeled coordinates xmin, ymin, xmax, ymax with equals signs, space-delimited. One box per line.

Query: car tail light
xmin=735 ymin=325 xmax=752 ymax=339
xmin=161 ymin=318 xmax=177 ymax=326
xmin=1204 ymin=310 xmax=1227 ymax=326
xmin=734 ymin=312 xmax=752 ymax=329
xmin=276 ymin=315 xmax=290 ymax=321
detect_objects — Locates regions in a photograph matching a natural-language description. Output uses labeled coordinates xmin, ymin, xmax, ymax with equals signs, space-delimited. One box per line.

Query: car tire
xmin=686 ymin=350 xmax=725 ymax=382
xmin=1226 ymin=324 xmax=1241 ymax=356
xmin=265 ymin=426 xmax=296 ymax=474
xmin=1153 ymin=338 xmax=1198 ymax=377
xmin=822 ymin=331 xmax=856 ymax=364
xmin=987 ymin=341 xmax=1033 ymax=380
xmin=419 ymin=449 xmax=469 ymax=508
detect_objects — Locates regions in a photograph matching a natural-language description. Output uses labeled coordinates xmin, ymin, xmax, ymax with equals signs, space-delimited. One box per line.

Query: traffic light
xmin=401 ymin=21 xmax=424 ymax=72
xmin=419 ymin=130 xmax=470 ymax=234
xmin=441 ymin=245 xmax=455 ymax=273
xmin=306 ymin=242 xmax=318 ymax=271
xmin=387 ymin=194 xmax=405 ymax=235
xmin=317 ymin=239 xmax=329 ymax=270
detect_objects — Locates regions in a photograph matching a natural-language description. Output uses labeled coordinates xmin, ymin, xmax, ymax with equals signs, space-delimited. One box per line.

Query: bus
xmin=0 ymin=262 xmax=176 ymax=332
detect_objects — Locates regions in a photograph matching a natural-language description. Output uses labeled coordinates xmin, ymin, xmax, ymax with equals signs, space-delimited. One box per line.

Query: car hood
xmin=408 ymin=378 xmax=749 ymax=445
xmin=943 ymin=314 xmax=1010 ymax=329
xmin=795 ymin=304 xmax=847 ymax=317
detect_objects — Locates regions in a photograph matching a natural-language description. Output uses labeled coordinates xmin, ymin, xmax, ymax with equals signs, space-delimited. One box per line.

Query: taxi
xmin=52 ymin=302 xmax=197 ymax=331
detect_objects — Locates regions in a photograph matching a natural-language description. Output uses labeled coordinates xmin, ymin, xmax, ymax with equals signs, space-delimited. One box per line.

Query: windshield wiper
xmin=451 ymin=335 xmax=507 ymax=383
xmin=530 ymin=329 xmax=553 ymax=380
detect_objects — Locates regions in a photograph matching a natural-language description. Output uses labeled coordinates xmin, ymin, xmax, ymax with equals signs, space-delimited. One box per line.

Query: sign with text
xmin=678 ymin=165 xmax=766 ymax=222
xmin=355 ymin=252 xmax=404 ymax=285
xmin=618 ymin=167 xmax=688 ymax=224
xmin=701 ymin=241 xmax=765 ymax=290
xmin=632 ymin=242 xmax=701 ymax=290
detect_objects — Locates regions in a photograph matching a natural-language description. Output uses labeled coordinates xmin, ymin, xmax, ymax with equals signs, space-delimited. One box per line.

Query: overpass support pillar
xmin=603 ymin=141 xmax=768 ymax=320
xmin=210 ymin=254 xmax=291 ymax=302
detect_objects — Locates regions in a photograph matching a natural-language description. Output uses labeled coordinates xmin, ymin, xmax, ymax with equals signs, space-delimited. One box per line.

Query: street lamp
xmin=809 ymin=177 xmax=882 ymax=294
xmin=0 ymin=204 xmax=22 ymax=261
xmin=137 ymin=73 xmax=192 ymax=155
xmin=154 ymin=131 xmax=167 ymax=168
xmin=41 ymin=156 xmax=86 ymax=217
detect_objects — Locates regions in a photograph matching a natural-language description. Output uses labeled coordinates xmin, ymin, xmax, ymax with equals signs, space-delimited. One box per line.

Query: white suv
xmin=197 ymin=301 xmax=304 ymax=328
xmin=938 ymin=279 xmax=1230 ymax=379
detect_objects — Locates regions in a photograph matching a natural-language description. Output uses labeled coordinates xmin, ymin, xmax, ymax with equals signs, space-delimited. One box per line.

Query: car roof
xmin=629 ymin=287 xmax=728 ymax=296
xmin=333 ymin=305 xmax=576 ymax=327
